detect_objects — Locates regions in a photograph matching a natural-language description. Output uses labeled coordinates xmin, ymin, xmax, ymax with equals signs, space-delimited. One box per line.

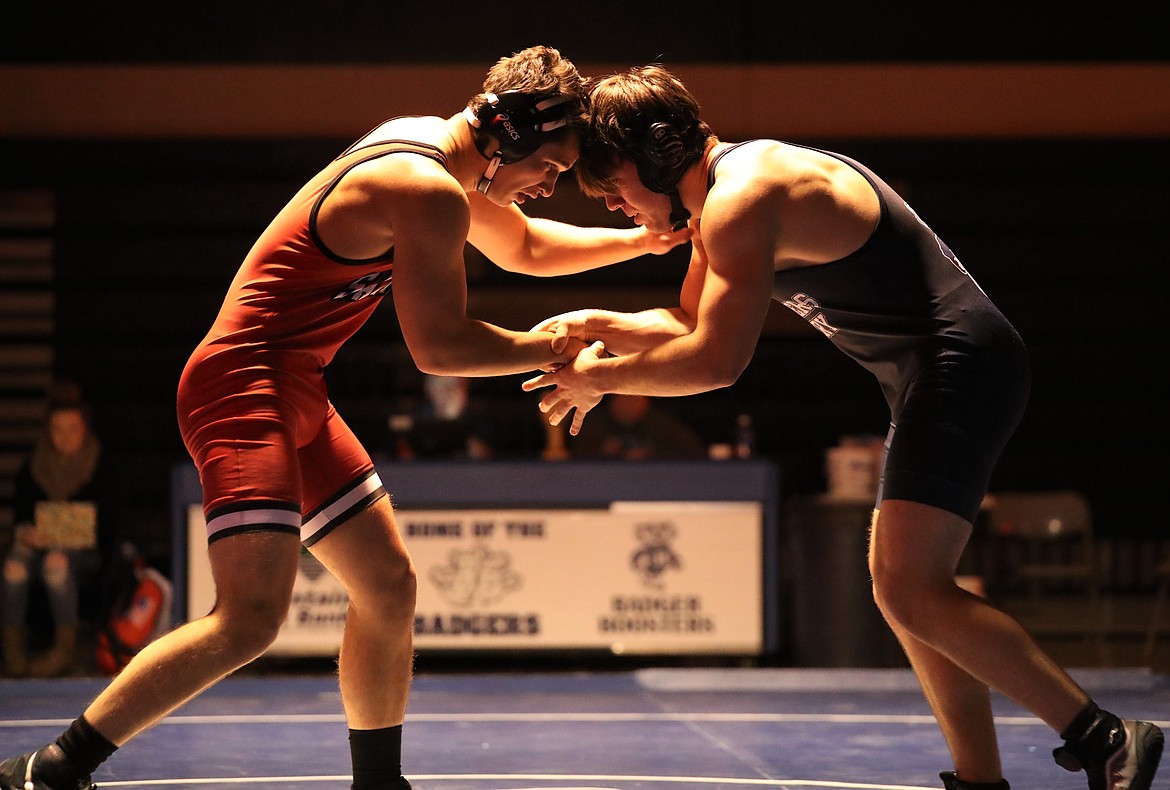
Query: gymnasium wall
xmin=1 ymin=2 xmax=1166 ymax=577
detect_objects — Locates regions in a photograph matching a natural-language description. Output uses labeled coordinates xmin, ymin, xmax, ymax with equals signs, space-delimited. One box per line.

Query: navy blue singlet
xmin=707 ymin=141 xmax=1031 ymax=521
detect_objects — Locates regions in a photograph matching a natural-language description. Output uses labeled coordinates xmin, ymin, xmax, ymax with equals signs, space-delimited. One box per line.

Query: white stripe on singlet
xmin=301 ymin=472 xmax=384 ymax=543
xmin=206 ymin=506 xmax=301 ymax=538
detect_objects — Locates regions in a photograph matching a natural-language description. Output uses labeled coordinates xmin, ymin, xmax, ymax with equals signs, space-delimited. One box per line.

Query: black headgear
xmin=631 ymin=117 xmax=703 ymax=230
xmin=464 ymin=91 xmax=574 ymax=195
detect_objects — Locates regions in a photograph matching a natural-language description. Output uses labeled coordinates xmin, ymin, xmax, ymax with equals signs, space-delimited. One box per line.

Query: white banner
xmin=187 ymin=501 xmax=763 ymax=656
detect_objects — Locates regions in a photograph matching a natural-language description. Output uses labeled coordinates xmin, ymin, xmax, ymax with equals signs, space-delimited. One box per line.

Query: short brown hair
xmin=468 ymin=45 xmax=587 ymax=133
xmin=44 ymin=378 xmax=91 ymax=427
xmin=577 ymin=65 xmax=713 ymax=198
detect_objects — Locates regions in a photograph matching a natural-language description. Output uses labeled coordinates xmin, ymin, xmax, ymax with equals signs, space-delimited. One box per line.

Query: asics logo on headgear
xmin=494 ymin=113 xmax=522 ymax=141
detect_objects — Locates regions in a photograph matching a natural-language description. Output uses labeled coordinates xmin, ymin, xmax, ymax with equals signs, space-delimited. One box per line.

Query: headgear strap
xmin=636 ymin=120 xmax=700 ymax=230
xmin=666 ymin=191 xmax=691 ymax=232
xmin=464 ymin=91 xmax=574 ymax=196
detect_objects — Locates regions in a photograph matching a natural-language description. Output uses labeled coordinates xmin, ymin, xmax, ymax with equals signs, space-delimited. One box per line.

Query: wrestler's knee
xmin=872 ymin=563 xmax=955 ymax=638
xmin=214 ymin=588 xmax=292 ymax=658
xmin=2 ymin=558 xmax=28 ymax=586
xmin=871 ymin=553 xmax=920 ymax=626
xmin=352 ymin=554 xmax=417 ymax=625
xmin=41 ymin=550 xmax=71 ymax=588
xmin=375 ymin=554 xmax=417 ymax=622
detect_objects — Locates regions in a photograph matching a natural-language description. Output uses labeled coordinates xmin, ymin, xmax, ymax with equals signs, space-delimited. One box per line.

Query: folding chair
xmin=987 ymin=490 xmax=1106 ymax=662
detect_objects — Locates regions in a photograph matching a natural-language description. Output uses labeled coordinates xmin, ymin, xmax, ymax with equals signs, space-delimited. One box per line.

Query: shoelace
xmin=23 ymin=750 xmax=37 ymax=790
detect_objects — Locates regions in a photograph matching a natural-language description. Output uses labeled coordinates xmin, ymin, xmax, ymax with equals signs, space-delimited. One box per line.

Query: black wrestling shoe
xmin=939 ymin=770 xmax=1010 ymax=789
xmin=350 ymin=779 xmax=411 ymax=790
xmin=0 ymin=748 xmax=95 ymax=790
xmin=1054 ymin=718 xmax=1164 ymax=790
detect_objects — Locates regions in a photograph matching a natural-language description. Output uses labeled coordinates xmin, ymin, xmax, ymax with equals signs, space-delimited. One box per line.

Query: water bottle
xmin=735 ymin=413 xmax=755 ymax=459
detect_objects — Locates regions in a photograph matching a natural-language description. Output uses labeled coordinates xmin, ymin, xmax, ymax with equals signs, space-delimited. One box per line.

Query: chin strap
xmin=462 ymin=105 xmax=503 ymax=196
xmin=476 ymin=153 xmax=503 ymax=196
xmin=666 ymin=189 xmax=691 ymax=231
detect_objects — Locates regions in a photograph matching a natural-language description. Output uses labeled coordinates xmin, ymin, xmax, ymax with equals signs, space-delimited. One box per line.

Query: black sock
xmin=1059 ymin=701 xmax=1125 ymax=763
xmin=52 ymin=716 xmax=117 ymax=777
xmin=349 ymin=725 xmax=404 ymax=789
xmin=940 ymin=771 xmax=1010 ymax=790
xmin=26 ymin=716 xmax=117 ymax=786
xmin=1060 ymin=701 xmax=1102 ymax=741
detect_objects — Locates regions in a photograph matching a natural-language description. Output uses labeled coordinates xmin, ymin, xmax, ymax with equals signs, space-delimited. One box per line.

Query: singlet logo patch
xmin=782 ymin=292 xmax=839 ymax=339
xmin=333 ymin=271 xmax=393 ymax=302
xmin=901 ymin=199 xmax=974 ymax=274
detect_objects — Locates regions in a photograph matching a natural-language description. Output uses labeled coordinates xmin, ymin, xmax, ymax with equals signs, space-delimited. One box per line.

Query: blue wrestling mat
xmin=1 ymin=668 xmax=1166 ymax=789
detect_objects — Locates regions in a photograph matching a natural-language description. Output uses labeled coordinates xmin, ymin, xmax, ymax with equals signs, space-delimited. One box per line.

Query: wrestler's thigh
xmin=308 ymin=495 xmax=413 ymax=598
xmin=299 ymin=404 xmax=379 ymax=526
xmin=206 ymin=530 xmax=302 ymax=614
xmin=870 ymin=499 xmax=973 ymax=583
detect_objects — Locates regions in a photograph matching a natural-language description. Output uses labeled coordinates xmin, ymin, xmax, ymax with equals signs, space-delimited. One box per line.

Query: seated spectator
xmin=2 ymin=381 xmax=115 ymax=677
xmin=394 ymin=374 xmax=495 ymax=460
xmin=568 ymin=394 xmax=706 ymax=460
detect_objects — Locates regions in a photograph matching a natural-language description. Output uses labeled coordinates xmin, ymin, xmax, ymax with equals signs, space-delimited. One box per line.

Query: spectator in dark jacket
xmin=3 ymin=381 xmax=114 ymax=677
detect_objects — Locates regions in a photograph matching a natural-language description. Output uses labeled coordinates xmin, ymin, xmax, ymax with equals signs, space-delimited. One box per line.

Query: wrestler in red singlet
xmin=178 ymin=135 xmax=446 ymax=547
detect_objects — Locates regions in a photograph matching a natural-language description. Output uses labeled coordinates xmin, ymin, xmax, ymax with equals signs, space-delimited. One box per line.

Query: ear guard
xmin=463 ymin=91 xmax=574 ymax=195
xmin=633 ymin=118 xmax=701 ymax=230
xmin=464 ymin=91 xmax=573 ymax=164
xmin=637 ymin=120 xmax=692 ymax=193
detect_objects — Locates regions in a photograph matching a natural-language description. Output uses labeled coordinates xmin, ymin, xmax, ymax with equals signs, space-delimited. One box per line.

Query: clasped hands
xmin=14 ymin=523 xmax=48 ymax=550
xmin=524 ymin=311 xmax=608 ymax=436
xmin=522 ymin=226 xmax=690 ymax=434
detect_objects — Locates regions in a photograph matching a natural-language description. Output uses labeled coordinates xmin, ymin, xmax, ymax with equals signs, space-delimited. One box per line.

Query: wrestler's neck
xmin=676 ymin=138 xmax=724 ymax=223
xmin=441 ymin=114 xmax=500 ymax=195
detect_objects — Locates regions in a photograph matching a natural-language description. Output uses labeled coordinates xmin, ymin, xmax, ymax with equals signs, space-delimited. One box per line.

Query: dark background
xmin=3 ymin=1 xmax=1166 ymax=63
xmin=2 ymin=1 xmax=1166 ymax=585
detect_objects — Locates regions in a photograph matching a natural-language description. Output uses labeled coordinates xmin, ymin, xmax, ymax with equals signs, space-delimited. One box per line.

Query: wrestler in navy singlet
xmin=708 ymin=142 xmax=1030 ymax=522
